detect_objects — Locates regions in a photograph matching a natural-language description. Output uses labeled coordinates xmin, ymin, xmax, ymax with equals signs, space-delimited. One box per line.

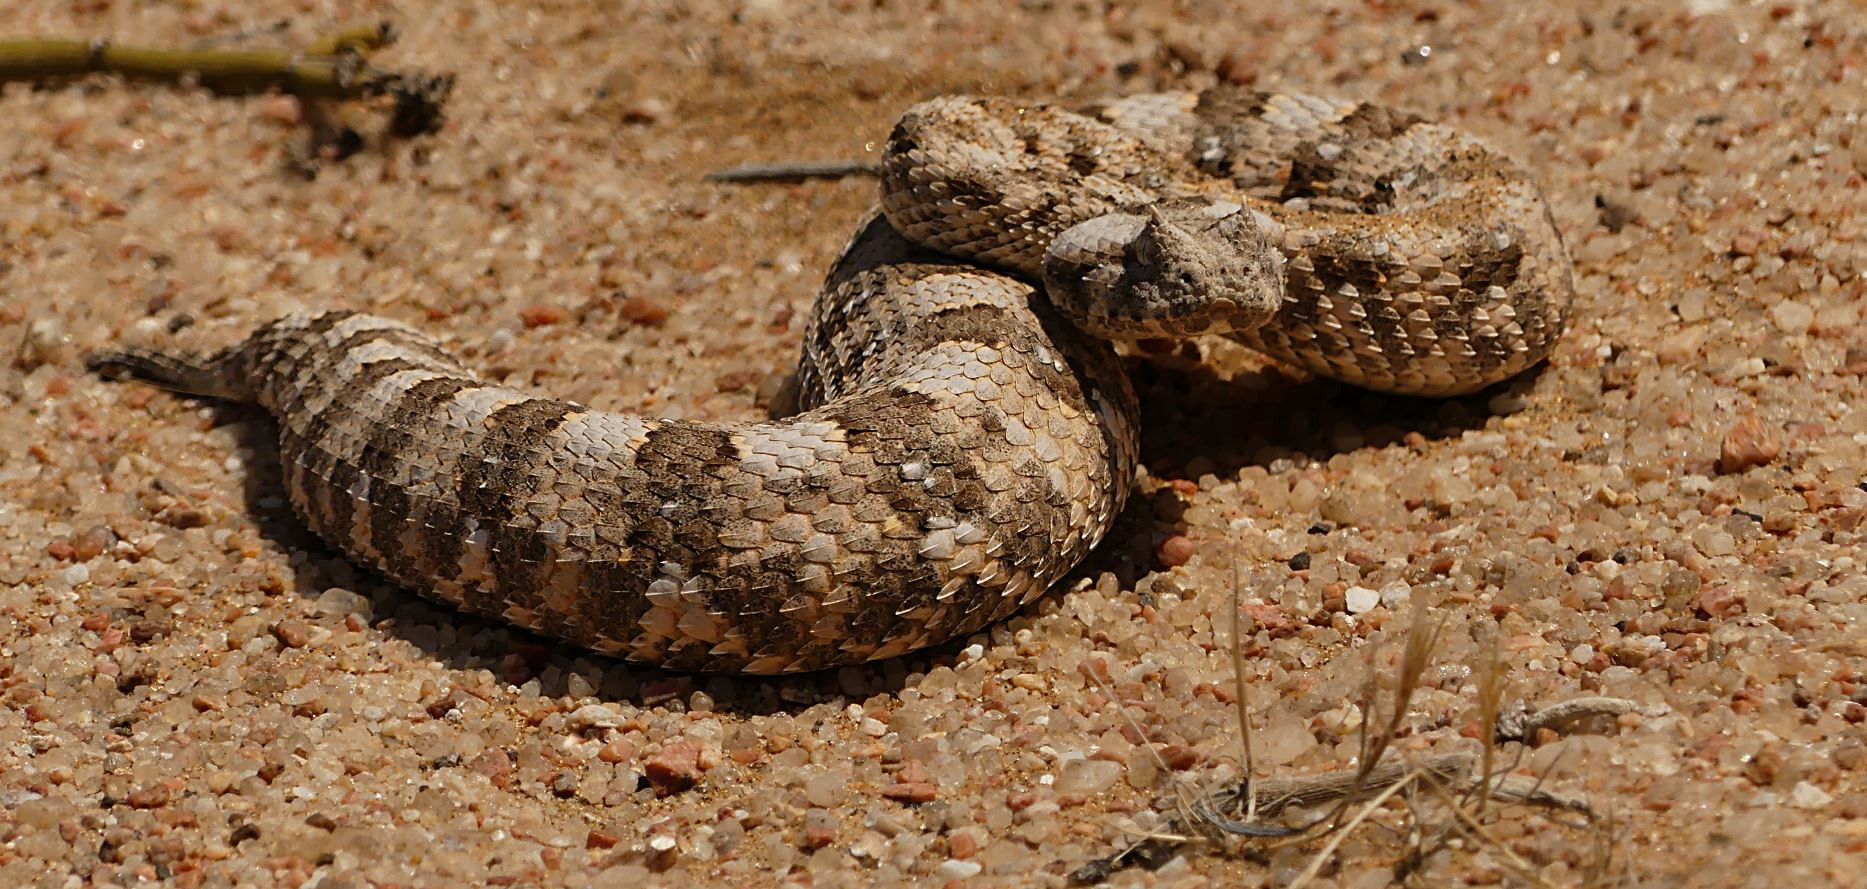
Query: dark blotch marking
xmin=1438 ymin=239 xmax=1528 ymax=368
xmin=1336 ymin=102 xmax=1425 ymax=141
xmin=1279 ymin=103 xmax=1428 ymax=211
xmin=1286 ymin=242 xmax=1410 ymax=376
xmin=305 ymin=357 xmax=442 ymax=554
xmin=301 ymin=325 xmax=456 ymax=404
xmin=814 ymin=388 xmax=965 ymax=649
xmin=1280 ymin=229 xmax=1530 ymax=374
xmin=574 ymin=423 xmax=743 ymax=658
xmin=931 ymin=169 xmax=1009 ymax=210
xmin=1279 ymin=146 xmax=1350 ymax=207
xmin=884 ymin=120 xmax=920 ymax=160
xmin=891 ymin=303 xmax=1098 ymax=419
xmin=1193 ymin=86 xmax=1271 ymax=126
xmin=249 ymin=311 xmax=357 ymax=405
xmin=354 ymin=376 xmax=482 ymax=588
xmin=453 ymin=398 xmax=580 ymax=610
xmin=1187 ymin=88 xmax=1271 ymax=180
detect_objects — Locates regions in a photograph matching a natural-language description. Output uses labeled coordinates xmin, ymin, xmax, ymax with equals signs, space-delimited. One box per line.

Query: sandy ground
xmin=3 ymin=0 xmax=1865 ymax=886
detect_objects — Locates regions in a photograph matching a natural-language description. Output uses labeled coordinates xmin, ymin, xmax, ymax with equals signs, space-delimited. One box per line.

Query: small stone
xmin=467 ymin=748 xmax=514 ymax=789
xmin=1487 ymin=390 xmax=1530 ymax=415
xmin=976 ymin=838 xmax=1027 ymax=873
xmin=552 ymin=772 xmax=579 ymax=797
xmin=1655 ymin=326 xmax=1707 ymax=365
xmin=617 ymin=295 xmax=670 ymax=326
xmin=155 ymin=505 xmax=211 ymax=529
xmin=127 ymin=785 xmax=172 ymax=808
xmin=314 ymin=587 xmax=372 ymax=621
xmin=1344 ymin=585 xmax=1381 ymax=613
xmin=803 ymin=808 xmax=838 ymax=847
xmin=1719 ymin=414 xmax=1780 ymax=473
xmin=257 ymin=94 xmax=303 ymax=125
xmin=71 ymin=525 xmax=114 ymax=560
xmin=586 ymin=829 xmax=621 ymax=850
xmin=598 ymin=737 xmax=636 ymax=763
xmin=130 ymin=618 xmax=168 ymax=643
xmin=1692 ymin=584 xmax=1745 ymax=617
xmin=519 ymin=305 xmax=567 ymax=328
xmin=1596 ymin=196 xmax=1637 ymax=232
xmin=880 ymin=782 xmax=938 ymax=803
xmin=1789 ymin=781 xmax=1834 ymax=809
xmin=1769 ymin=300 xmax=1814 ymax=335
xmin=1721 ymin=357 xmax=1767 ymax=379
xmin=1239 ymin=602 xmax=1294 ymax=635
xmin=949 ymin=831 xmax=979 ymax=859
xmin=1158 ymin=744 xmax=1200 ymax=771
xmin=1157 ymin=534 xmax=1197 ymax=567
xmin=645 ymin=740 xmax=704 ymax=796
xmin=567 ymin=703 xmax=627 ymax=731
xmin=272 ymin=619 xmax=311 ymax=648
xmin=1216 ymin=48 xmax=1258 ymax=84
xmin=1675 ymin=288 xmax=1712 ymax=322
xmin=618 ymin=97 xmax=670 ymax=124
xmin=1321 ymin=584 xmax=1348 ymax=612
xmin=711 ymin=819 xmax=745 ymax=855
xmin=806 ymin=770 xmax=844 ymax=807
xmin=1056 ymin=759 xmax=1123 ymax=795
xmin=936 ymin=859 xmax=984 ymax=880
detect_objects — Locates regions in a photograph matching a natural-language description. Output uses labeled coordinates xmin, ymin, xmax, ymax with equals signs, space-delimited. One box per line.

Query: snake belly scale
xmin=88 ymin=87 xmax=1572 ymax=673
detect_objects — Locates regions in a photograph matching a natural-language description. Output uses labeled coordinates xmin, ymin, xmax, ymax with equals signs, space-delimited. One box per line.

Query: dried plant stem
xmin=1475 ymin=631 xmax=1505 ymax=820
xmin=0 ymin=24 xmax=452 ymax=138
xmin=1229 ymin=556 xmax=1260 ymax=822
xmin=704 ymin=160 xmax=880 ymax=183
xmin=5 ymin=37 xmax=365 ymax=99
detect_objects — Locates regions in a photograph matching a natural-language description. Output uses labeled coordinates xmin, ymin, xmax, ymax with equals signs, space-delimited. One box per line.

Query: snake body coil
xmin=89 ymin=89 xmax=1571 ymax=673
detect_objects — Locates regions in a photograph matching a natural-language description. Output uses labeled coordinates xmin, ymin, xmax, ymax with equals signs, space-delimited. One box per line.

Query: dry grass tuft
xmin=1075 ymin=578 xmax=1634 ymax=886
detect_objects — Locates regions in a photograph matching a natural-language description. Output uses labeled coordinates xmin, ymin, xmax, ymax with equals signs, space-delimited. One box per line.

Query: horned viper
xmin=89 ymin=88 xmax=1572 ymax=673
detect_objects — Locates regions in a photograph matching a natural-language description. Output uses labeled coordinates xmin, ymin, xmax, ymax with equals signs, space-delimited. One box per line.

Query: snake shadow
xmin=1126 ymin=340 xmax=1532 ymax=478
xmin=197 ymin=345 xmax=1544 ymax=717
xmin=1068 ymin=344 xmax=1550 ymax=586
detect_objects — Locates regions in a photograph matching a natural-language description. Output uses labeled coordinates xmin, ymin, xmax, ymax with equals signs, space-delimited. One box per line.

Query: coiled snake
xmin=89 ymin=88 xmax=1572 ymax=673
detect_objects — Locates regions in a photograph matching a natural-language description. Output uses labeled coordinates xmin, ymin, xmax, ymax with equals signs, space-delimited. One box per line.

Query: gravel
xmin=3 ymin=0 xmax=1865 ymax=886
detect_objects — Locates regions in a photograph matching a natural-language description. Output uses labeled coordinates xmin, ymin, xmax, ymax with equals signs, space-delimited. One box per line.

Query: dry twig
xmin=0 ymin=22 xmax=454 ymax=162
xmin=703 ymin=160 xmax=879 ymax=183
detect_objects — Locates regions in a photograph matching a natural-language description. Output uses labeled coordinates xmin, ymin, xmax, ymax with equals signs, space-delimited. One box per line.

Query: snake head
xmin=1040 ymin=197 xmax=1285 ymax=340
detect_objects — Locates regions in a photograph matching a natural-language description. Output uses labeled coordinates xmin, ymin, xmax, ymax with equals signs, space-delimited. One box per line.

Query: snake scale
xmin=89 ymin=88 xmax=1572 ymax=673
